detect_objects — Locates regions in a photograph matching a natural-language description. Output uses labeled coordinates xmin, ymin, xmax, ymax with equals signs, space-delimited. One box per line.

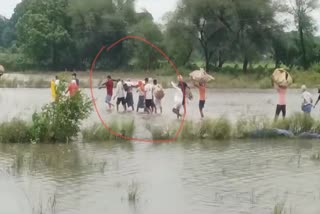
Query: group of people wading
xmin=99 ymin=75 xmax=207 ymax=119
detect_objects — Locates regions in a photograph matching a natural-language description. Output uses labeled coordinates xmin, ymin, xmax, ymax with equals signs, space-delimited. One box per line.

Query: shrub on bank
xmin=0 ymin=83 xmax=92 ymax=144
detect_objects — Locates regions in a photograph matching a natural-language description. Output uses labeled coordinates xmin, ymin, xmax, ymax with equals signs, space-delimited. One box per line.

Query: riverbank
xmin=1 ymin=70 xmax=320 ymax=89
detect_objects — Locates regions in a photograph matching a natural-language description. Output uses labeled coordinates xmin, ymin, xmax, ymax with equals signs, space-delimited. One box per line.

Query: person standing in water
xmin=144 ymin=78 xmax=153 ymax=114
xmin=173 ymin=75 xmax=190 ymax=118
xmin=153 ymin=79 xmax=163 ymax=114
xmin=66 ymin=79 xmax=79 ymax=97
xmin=124 ymin=79 xmax=135 ymax=111
xmin=114 ymin=79 xmax=127 ymax=112
xmin=72 ymin=72 xmax=80 ymax=87
xmin=99 ymin=75 xmax=115 ymax=110
xmin=274 ymin=85 xmax=287 ymax=121
xmin=194 ymin=81 xmax=206 ymax=118
xmin=313 ymin=88 xmax=320 ymax=109
xmin=136 ymin=80 xmax=145 ymax=112
xmin=171 ymin=81 xmax=183 ymax=119
xmin=301 ymin=85 xmax=313 ymax=114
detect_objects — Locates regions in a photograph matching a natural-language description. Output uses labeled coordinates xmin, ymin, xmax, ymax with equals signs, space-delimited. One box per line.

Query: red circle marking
xmin=89 ymin=35 xmax=187 ymax=143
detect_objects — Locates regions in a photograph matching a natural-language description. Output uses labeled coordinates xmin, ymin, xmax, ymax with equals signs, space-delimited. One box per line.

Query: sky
xmin=0 ymin=0 xmax=319 ymax=35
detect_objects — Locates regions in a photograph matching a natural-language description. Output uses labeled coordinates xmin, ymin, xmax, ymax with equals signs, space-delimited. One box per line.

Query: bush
xmin=0 ymin=119 xmax=31 ymax=143
xmin=30 ymin=82 xmax=92 ymax=143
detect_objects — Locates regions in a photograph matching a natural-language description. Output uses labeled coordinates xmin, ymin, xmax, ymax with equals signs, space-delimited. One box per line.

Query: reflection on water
xmin=1 ymin=140 xmax=320 ymax=214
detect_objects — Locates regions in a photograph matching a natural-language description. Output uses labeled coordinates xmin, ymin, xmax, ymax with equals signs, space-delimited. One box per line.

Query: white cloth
xmin=302 ymin=91 xmax=313 ymax=105
xmin=116 ymin=81 xmax=125 ymax=98
xmin=171 ymin=82 xmax=183 ymax=108
xmin=55 ymin=79 xmax=60 ymax=86
xmin=144 ymin=83 xmax=153 ymax=100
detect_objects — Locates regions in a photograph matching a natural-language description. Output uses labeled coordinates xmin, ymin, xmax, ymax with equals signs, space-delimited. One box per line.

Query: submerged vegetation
xmin=127 ymin=181 xmax=140 ymax=203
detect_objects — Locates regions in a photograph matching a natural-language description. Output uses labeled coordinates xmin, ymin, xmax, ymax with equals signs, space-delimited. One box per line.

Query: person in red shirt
xmin=99 ymin=75 xmax=116 ymax=110
xmin=194 ymin=81 xmax=206 ymax=118
xmin=66 ymin=80 xmax=79 ymax=97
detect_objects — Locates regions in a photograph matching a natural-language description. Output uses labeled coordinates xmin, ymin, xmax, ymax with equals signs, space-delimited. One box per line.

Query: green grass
xmin=0 ymin=119 xmax=31 ymax=143
xmin=149 ymin=113 xmax=320 ymax=141
xmin=82 ymin=120 xmax=135 ymax=142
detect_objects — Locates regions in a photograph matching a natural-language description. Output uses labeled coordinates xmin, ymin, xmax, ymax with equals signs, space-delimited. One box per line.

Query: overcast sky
xmin=1 ymin=0 xmax=319 ymax=35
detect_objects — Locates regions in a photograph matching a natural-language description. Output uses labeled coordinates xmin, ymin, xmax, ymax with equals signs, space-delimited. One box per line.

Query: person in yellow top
xmin=194 ymin=81 xmax=206 ymax=118
xmin=50 ymin=76 xmax=60 ymax=102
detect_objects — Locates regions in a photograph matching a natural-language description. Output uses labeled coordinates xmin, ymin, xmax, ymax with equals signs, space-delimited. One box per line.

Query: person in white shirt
xmin=144 ymin=78 xmax=153 ymax=114
xmin=54 ymin=76 xmax=60 ymax=86
xmin=114 ymin=80 xmax=127 ymax=112
xmin=153 ymin=79 xmax=164 ymax=114
xmin=301 ymin=85 xmax=313 ymax=114
xmin=171 ymin=81 xmax=183 ymax=119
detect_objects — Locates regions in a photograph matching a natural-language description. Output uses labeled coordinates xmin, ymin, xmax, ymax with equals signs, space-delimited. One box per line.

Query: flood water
xmin=1 ymin=88 xmax=320 ymax=213
xmin=1 ymin=140 xmax=320 ymax=214
xmin=1 ymin=88 xmax=320 ymax=123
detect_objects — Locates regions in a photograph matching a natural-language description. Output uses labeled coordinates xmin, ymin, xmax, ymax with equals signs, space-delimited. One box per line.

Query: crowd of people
xmin=50 ymin=72 xmax=207 ymax=118
xmin=98 ymin=75 xmax=207 ymax=119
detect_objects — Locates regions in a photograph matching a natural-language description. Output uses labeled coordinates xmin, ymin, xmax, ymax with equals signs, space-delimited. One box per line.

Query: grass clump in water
xmin=127 ymin=181 xmax=140 ymax=203
xmin=198 ymin=117 xmax=232 ymax=140
xmin=0 ymin=119 xmax=31 ymax=143
xmin=311 ymin=152 xmax=320 ymax=161
xmin=272 ymin=201 xmax=287 ymax=214
xmin=82 ymin=120 xmax=135 ymax=142
xmin=235 ymin=116 xmax=271 ymax=138
xmin=273 ymin=113 xmax=314 ymax=134
xmin=179 ymin=120 xmax=197 ymax=140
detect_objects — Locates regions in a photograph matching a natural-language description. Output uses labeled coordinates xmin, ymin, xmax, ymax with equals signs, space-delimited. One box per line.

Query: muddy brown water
xmin=1 ymin=88 xmax=320 ymax=214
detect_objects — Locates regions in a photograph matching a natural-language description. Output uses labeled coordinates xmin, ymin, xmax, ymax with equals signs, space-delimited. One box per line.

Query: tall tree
xmin=285 ymin=0 xmax=319 ymax=69
xmin=163 ymin=11 xmax=196 ymax=67
xmin=16 ymin=0 xmax=72 ymax=69
xmin=68 ymin=0 xmax=129 ymax=69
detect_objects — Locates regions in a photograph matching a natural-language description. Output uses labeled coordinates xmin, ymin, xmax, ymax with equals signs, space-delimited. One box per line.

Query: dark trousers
xmin=275 ymin=105 xmax=286 ymax=119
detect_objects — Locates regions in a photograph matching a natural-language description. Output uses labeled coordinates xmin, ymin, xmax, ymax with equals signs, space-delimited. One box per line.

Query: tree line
xmin=0 ymin=0 xmax=320 ymax=72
